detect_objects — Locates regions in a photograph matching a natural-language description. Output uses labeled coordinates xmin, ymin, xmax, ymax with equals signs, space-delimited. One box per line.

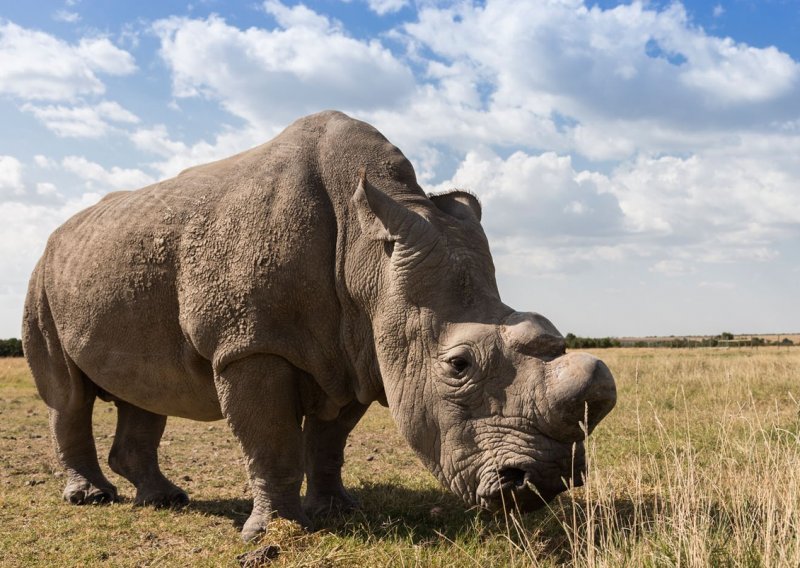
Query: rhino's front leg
xmin=303 ymin=400 xmax=369 ymax=518
xmin=215 ymin=354 xmax=310 ymax=542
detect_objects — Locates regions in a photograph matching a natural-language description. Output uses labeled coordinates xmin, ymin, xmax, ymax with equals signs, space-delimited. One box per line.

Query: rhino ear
xmin=352 ymin=168 xmax=414 ymax=242
xmin=429 ymin=190 xmax=482 ymax=222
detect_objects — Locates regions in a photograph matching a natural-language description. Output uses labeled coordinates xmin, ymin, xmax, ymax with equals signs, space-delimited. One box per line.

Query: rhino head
xmin=351 ymin=170 xmax=616 ymax=512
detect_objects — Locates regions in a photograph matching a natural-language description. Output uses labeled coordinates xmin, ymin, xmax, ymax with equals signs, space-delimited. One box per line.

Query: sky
xmin=1 ymin=0 xmax=799 ymax=339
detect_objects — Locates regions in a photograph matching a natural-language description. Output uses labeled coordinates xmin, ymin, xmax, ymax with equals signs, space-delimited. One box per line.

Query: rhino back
xmin=41 ymin=116 xmax=347 ymax=418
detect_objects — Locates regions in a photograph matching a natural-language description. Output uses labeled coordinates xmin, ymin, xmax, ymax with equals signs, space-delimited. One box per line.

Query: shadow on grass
xmin=186 ymin=497 xmax=252 ymax=528
xmin=185 ymin=483 xmax=489 ymax=537
xmin=186 ymin=483 xmax=664 ymax=558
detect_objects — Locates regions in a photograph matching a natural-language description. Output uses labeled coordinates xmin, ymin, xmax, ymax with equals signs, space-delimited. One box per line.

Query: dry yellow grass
xmin=557 ymin=347 xmax=800 ymax=566
xmin=1 ymin=347 xmax=798 ymax=566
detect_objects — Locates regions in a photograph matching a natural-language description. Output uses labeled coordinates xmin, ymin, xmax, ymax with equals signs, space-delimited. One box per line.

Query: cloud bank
xmin=1 ymin=1 xmax=798 ymax=336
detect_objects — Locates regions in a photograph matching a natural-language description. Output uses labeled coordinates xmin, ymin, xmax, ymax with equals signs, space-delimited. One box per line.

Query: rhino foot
xmin=63 ymin=479 xmax=118 ymax=505
xmin=241 ymin=508 xmax=312 ymax=542
xmin=241 ymin=514 xmax=268 ymax=543
xmin=303 ymin=487 xmax=360 ymax=518
xmin=134 ymin=482 xmax=189 ymax=509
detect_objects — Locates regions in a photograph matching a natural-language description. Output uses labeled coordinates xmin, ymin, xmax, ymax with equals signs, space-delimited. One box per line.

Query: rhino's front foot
xmin=215 ymin=355 xmax=312 ymax=542
xmin=134 ymin=480 xmax=189 ymax=509
xmin=63 ymin=477 xmax=118 ymax=505
xmin=303 ymin=484 xmax=360 ymax=518
xmin=241 ymin=504 xmax=312 ymax=542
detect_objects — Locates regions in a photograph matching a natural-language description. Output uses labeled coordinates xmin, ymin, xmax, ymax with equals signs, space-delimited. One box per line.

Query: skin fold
xmin=22 ymin=111 xmax=616 ymax=541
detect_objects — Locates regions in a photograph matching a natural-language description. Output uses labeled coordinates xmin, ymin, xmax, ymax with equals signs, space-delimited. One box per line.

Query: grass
xmin=1 ymin=347 xmax=799 ymax=566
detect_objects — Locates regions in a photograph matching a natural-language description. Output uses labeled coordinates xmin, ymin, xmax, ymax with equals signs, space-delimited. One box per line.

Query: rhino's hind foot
xmin=107 ymin=400 xmax=188 ymax=509
xmin=303 ymin=486 xmax=360 ymax=518
xmin=134 ymin=481 xmax=189 ymax=509
xmin=63 ymin=478 xmax=118 ymax=505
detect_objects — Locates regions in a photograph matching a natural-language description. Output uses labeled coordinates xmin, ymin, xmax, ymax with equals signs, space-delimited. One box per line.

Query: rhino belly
xmin=72 ymin=335 xmax=223 ymax=421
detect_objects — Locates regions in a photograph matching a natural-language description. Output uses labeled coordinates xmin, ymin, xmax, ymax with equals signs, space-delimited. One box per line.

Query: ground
xmin=1 ymin=347 xmax=799 ymax=566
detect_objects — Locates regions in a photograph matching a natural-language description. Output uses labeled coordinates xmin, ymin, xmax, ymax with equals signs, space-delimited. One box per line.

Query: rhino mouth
xmin=476 ymin=454 xmax=586 ymax=513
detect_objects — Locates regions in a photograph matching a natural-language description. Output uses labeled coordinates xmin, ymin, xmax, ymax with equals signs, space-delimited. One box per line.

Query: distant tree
xmin=597 ymin=337 xmax=621 ymax=348
xmin=720 ymin=332 xmax=734 ymax=340
xmin=564 ymin=333 xmax=621 ymax=349
xmin=780 ymin=338 xmax=794 ymax=346
xmin=0 ymin=338 xmax=23 ymax=357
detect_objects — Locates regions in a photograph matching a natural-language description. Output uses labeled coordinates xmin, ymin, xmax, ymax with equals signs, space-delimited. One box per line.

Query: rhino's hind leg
xmin=108 ymin=400 xmax=188 ymax=507
xmin=303 ymin=400 xmax=368 ymax=518
xmin=215 ymin=354 xmax=309 ymax=542
xmin=50 ymin=399 xmax=119 ymax=504
xmin=24 ymin=293 xmax=116 ymax=504
xmin=22 ymin=278 xmax=117 ymax=505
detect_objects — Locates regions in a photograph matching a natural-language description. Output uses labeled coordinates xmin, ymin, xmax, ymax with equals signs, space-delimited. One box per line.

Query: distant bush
xmin=0 ymin=338 xmax=23 ymax=357
xmin=565 ymin=333 xmax=621 ymax=349
xmin=564 ymin=333 xmax=794 ymax=349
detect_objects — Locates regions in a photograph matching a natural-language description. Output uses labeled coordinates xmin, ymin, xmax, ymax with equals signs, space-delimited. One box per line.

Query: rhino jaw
xmin=475 ymin=442 xmax=587 ymax=512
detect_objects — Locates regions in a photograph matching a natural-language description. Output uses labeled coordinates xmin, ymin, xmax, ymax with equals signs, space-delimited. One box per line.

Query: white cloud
xmin=679 ymin=42 xmax=798 ymax=104
xmin=131 ymin=123 xmax=262 ymax=179
xmin=396 ymin=0 xmax=800 ymax=160
xmin=0 ymin=155 xmax=25 ymax=195
xmin=0 ymin=21 xmax=136 ymax=101
xmin=34 ymin=154 xmax=56 ymax=169
xmin=489 ymin=237 xmax=638 ymax=278
xmin=53 ymin=10 xmax=81 ymax=23
xmin=76 ymin=37 xmax=137 ymax=75
xmin=36 ymin=182 xmax=58 ymax=196
xmin=651 ymin=259 xmax=694 ymax=276
xmin=429 ymin=131 xmax=800 ymax=276
xmin=429 ymin=148 xmax=624 ymax=239
xmin=130 ymin=124 xmax=187 ymax=158
xmin=61 ymin=156 xmax=155 ymax=190
xmin=609 ymin=138 xmax=800 ymax=241
xmin=21 ymin=100 xmax=139 ymax=138
xmin=264 ymin=0 xmax=334 ymax=31
xmin=153 ymin=6 xmax=415 ymax=128
xmin=365 ymin=0 xmax=408 ymax=16
xmin=0 ymin=192 xmax=102 ymax=335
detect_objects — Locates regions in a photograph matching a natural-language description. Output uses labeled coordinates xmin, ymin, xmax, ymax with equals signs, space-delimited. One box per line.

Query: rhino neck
xmin=370 ymin=300 xmax=446 ymax=479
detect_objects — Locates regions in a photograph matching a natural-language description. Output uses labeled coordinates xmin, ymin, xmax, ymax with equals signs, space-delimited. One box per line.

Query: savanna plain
xmin=1 ymin=347 xmax=799 ymax=567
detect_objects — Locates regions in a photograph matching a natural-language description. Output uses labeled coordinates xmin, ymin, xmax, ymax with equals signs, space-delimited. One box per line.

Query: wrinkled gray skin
xmin=23 ymin=111 xmax=616 ymax=541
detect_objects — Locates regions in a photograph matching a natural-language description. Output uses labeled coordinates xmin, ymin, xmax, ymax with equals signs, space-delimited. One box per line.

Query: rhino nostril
xmin=498 ymin=467 xmax=526 ymax=489
xmin=569 ymin=473 xmax=585 ymax=489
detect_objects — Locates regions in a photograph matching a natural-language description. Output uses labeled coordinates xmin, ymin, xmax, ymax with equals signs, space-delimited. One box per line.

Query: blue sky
xmin=1 ymin=0 xmax=799 ymax=338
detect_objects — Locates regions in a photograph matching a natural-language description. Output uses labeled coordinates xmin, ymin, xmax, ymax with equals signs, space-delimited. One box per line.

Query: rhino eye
xmin=447 ymin=356 xmax=471 ymax=376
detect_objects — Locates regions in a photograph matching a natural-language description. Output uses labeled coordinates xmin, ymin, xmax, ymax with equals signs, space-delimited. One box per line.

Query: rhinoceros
xmin=23 ymin=111 xmax=616 ymax=540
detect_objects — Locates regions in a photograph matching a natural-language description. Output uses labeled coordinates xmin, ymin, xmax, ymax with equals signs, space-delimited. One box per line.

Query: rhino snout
xmin=475 ymin=444 xmax=587 ymax=512
xmin=536 ymin=353 xmax=617 ymax=443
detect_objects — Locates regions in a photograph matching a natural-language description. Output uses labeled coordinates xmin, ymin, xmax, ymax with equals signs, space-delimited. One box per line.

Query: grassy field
xmin=1 ymin=347 xmax=799 ymax=567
